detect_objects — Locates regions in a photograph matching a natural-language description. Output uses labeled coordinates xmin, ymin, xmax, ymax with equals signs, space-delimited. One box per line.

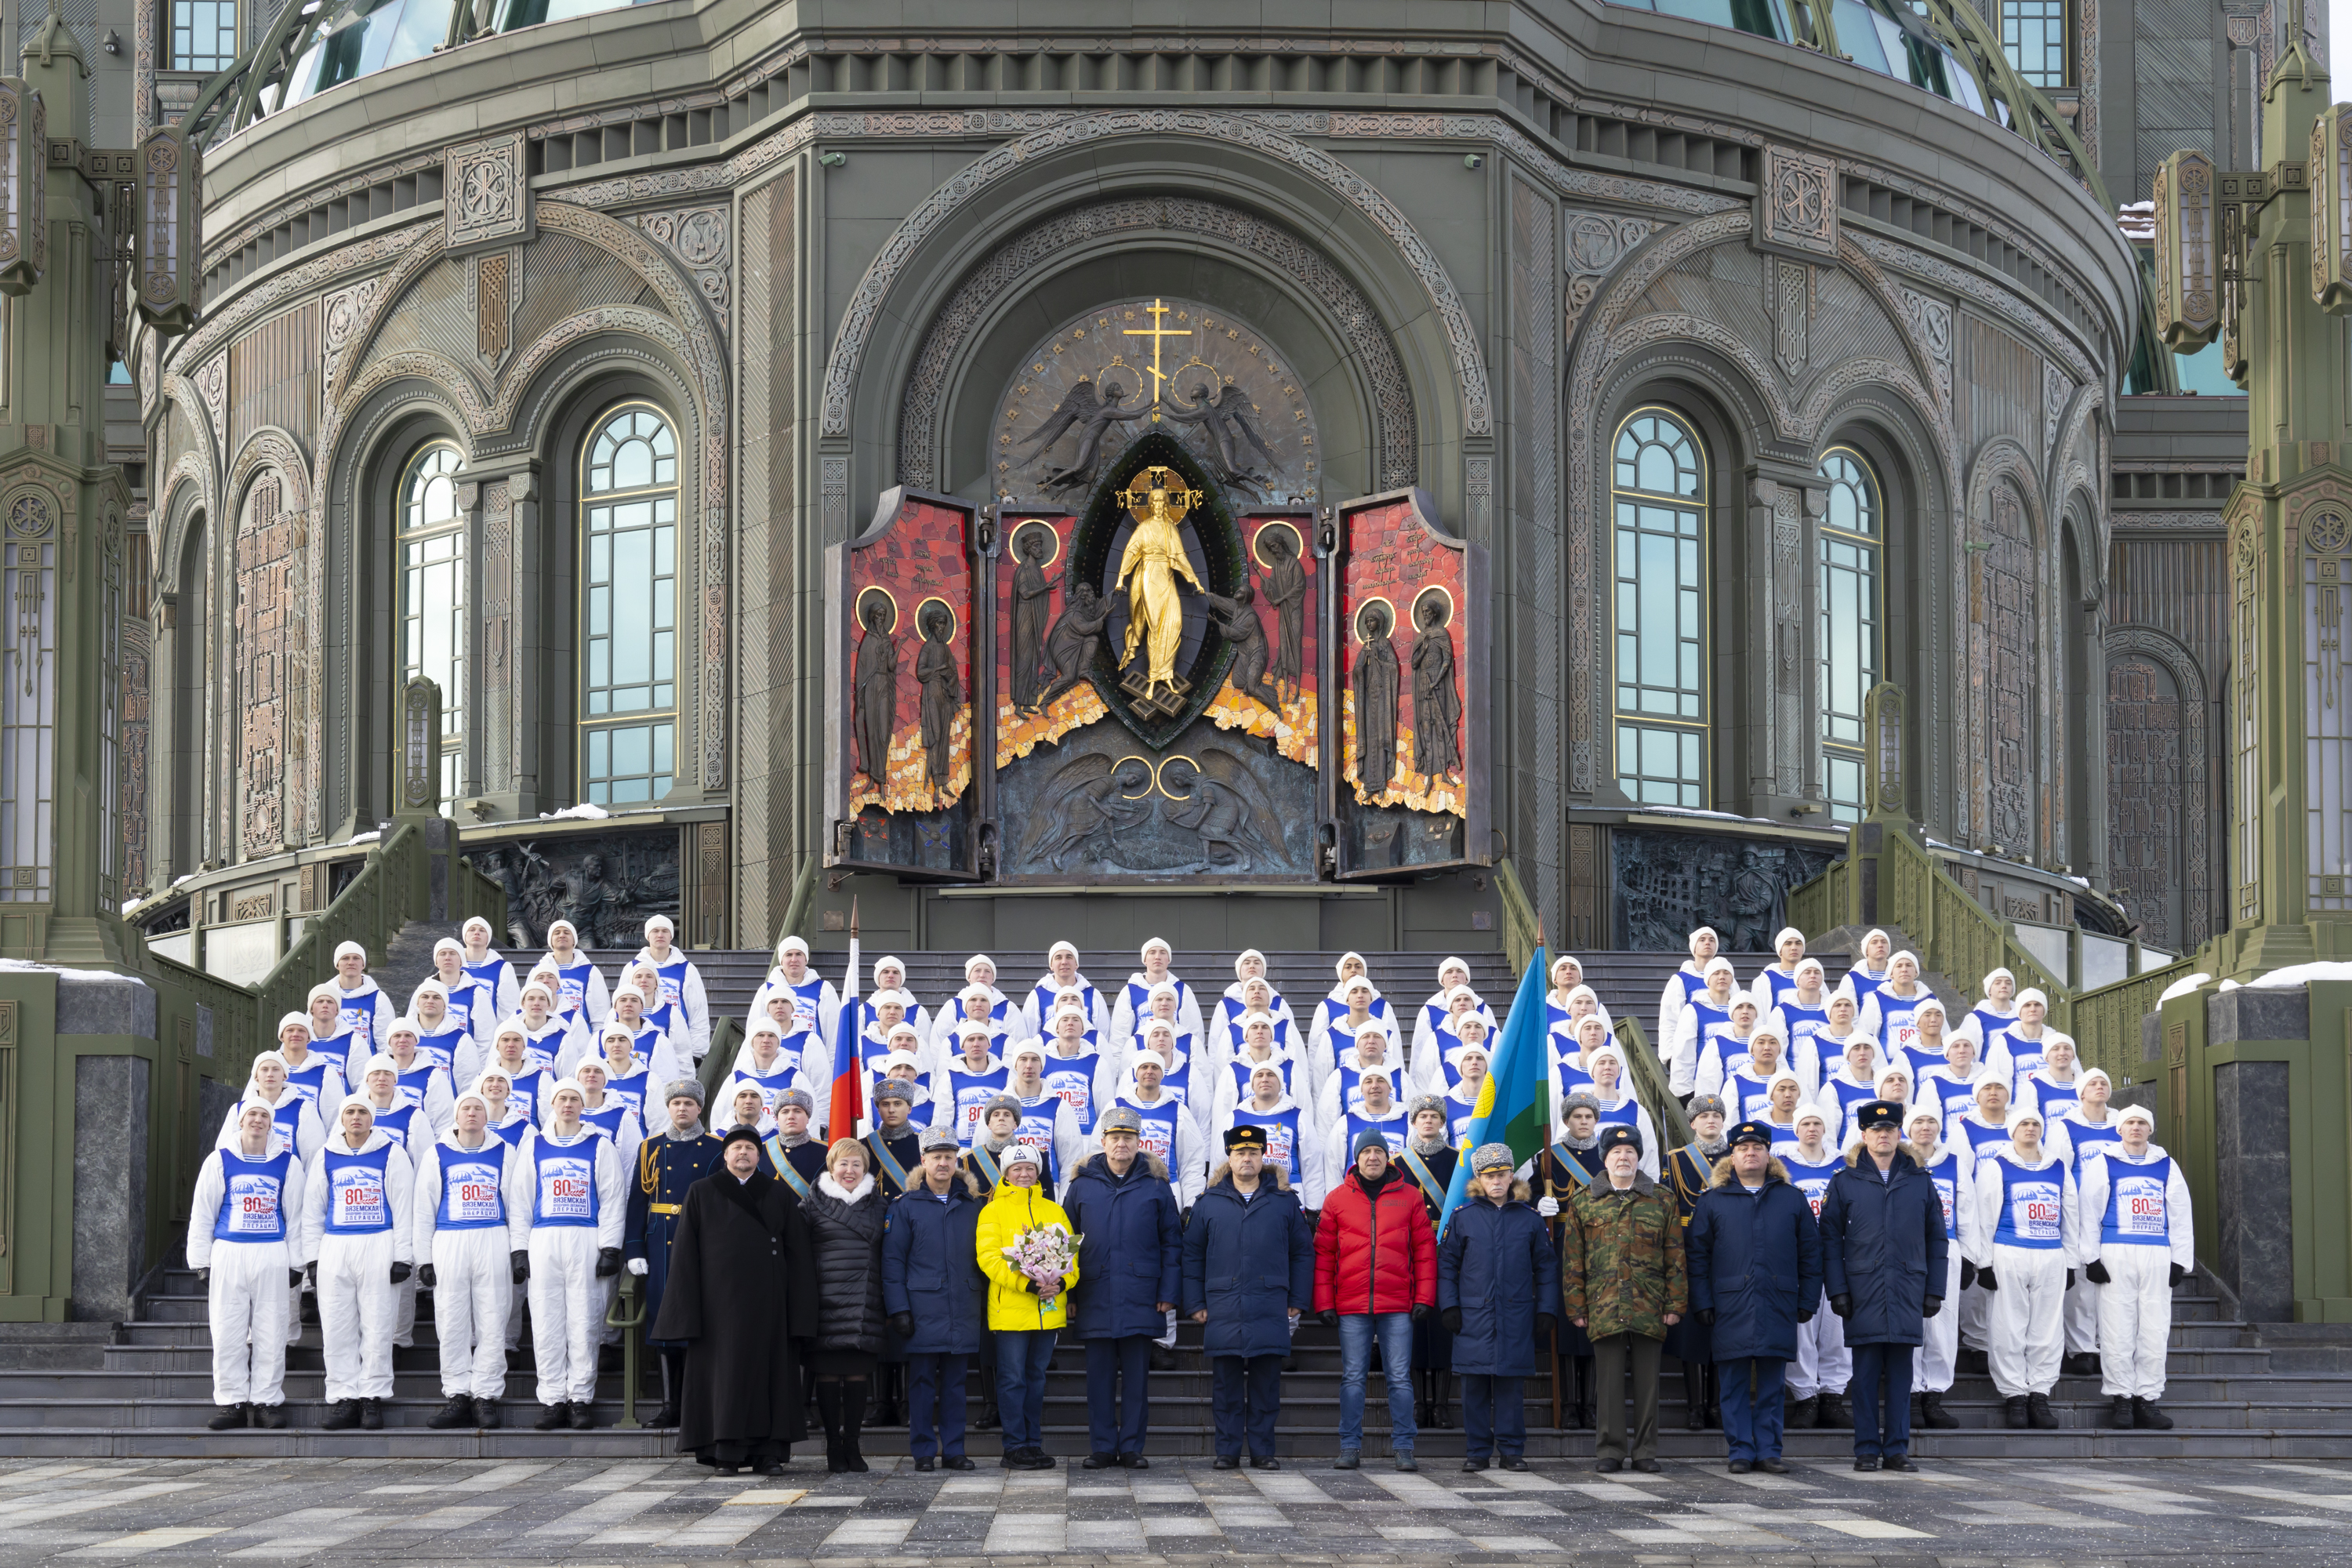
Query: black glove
xmin=1409 ymin=1303 xmax=1431 ymax=1323
xmin=1019 ymin=1277 xmax=1036 ymax=1294
xmin=2169 ymin=1262 xmax=2188 ymax=1288
xmin=511 ymin=1250 xmax=531 ymax=1284
xmin=195 ymin=1267 xmax=209 ymax=1288
xmin=1830 ymin=1294 xmax=1852 ymax=1318
xmin=595 ymin=1247 xmax=621 ymax=1279
xmin=290 ymin=1268 xmax=305 ymax=1288
xmin=417 ymin=1264 xmax=437 ymax=1290
xmin=1977 ymin=1266 xmax=1998 ymax=1292
xmin=2064 ymin=1269 xmax=2076 ymax=1290
xmin=1440 ymin=1307 xmax=1463 ymax=1334
xmin=1922 ymin=1294 xmax=1943 ymax=1318
xmin=1795 ymin=1308 xmax=1815 ymax=1324
xmin=1696 ymin=1308 xmax=1715 ymax=1327
xmin=389 ymin=1261 xmax=412 ymax=1285
xmin=1961 ymin=1259 xmax=1977 ymax=1292
xmin=2085 ymin=1259 xmax=2111 ymax=1286
xmin=1319 ymin=1308 xmax=1338 ymax=1327
xmin=889 ymin=1312 xmax=916 ymax=1339
xmin=1536 ymin=1312 xmax=1557 ymax=1338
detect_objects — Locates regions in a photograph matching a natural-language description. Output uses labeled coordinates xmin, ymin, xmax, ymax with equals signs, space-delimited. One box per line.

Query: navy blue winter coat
xmin=1180 ymin=1169 xmax=1316 ymax=1359
xmin=880 ymin=1180 xmax=985 ymax=1356
xmin=1684 ymin=1157 xmax=1824 ymax=1363
xmin=1063 ymin=1152 xmax=1183 ymax=1340
xmin=1437 ymin=1187 xmax=1562 ymax=1377
xmin=1817 ymin=1149 xmax=1949 ymax=1348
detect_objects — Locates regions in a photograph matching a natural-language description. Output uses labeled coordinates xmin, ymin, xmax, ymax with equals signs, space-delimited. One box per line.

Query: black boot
xmin=1918 ymin=1391 xmax=1958 ymax=1429
xmin=427 ymin=1394 xmax=474 ymax=1428
xmin=2132 ymin=1396 xmax=2174 ymax=1430
xmin=1817 ymin=1392 xmax=1852 ymax=1428
xmin=2109 ymin=1394 xmax=2135 ymax=1428
xmin=255 ymin=1403 xmax=288 ymax=1430
xmin=1785 ymin=1395 xmax=1818 ymax=1429
xmin=841 ymin=1379 xmax=871 ymax=1472
xmin=208 ymin=1405 xmax=247 ymax=1430
xmin=2027 ymin=1391 xmax=2059 ymax=1430
xmin=323 ymin=1399 xmax=361 ymax=1431
xmin=815 ymin=1382 xmax=848 ymax=1472
xmin=534 ymin=1403 xmax=568 ymax=1431
xmin=2003 ymin=1394 xmax=2030 ymax=1429
xmin=474 ymin=1396 xmax=501 ymax=1430
xmin=1684 ymin=1364 xmax=1707 ymax=1430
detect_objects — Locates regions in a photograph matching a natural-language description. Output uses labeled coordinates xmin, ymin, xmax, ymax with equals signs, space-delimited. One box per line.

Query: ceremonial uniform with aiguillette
xmin=625 ymin=1079 xmax=724 ymax=1428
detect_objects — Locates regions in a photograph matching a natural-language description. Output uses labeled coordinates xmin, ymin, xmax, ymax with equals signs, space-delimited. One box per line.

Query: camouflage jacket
xmin=1559 ymin=1172 xmax=1690 ymax=1341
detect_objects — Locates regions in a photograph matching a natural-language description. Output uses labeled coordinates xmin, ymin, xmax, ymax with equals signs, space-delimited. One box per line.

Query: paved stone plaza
xmin=4 ymin=1455 xmax=2352 ymax=1564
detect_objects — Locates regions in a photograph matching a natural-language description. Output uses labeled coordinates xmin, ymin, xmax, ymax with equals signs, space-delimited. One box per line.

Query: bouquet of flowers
xmin=1002 ymin=1221 xmax=1082 ymax=1310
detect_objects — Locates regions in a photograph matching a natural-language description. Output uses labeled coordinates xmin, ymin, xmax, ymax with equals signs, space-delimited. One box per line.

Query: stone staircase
xmin=1 ymin=1261 xmax=2343 ymax=1458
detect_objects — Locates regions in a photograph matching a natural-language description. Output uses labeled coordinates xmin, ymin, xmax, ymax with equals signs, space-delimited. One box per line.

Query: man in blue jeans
xmin=1315 ymin=1129 xmax=1437 ymax=1470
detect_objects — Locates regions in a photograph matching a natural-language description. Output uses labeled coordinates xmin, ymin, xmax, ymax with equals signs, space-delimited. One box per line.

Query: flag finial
xmin=850 ymin=896 xmax=859 ymax=939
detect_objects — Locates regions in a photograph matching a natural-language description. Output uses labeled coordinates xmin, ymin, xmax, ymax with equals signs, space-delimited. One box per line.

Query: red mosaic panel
xmin=1340 ymin=497 xmax=1467 ymax=816
xmin=849 ymin=496 xmax=973 ymax=812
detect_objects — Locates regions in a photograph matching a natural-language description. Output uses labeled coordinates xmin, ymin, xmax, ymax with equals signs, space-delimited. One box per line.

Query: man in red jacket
xmin=1316 ymin=1129 xmax=1438 ymax=1470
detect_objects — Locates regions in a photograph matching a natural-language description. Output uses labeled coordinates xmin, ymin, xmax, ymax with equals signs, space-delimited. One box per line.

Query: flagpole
xmin=847 ymin=898 xmax=864 ymax=1137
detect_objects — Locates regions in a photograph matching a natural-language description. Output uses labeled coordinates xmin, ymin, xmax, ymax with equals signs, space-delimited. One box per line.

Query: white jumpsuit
xmin=2078 ymin=1145 xmax=2194 ymax=1399
xmin=298 ymin=1131 xmax=416 ymax=1404
xmin=1909 ymin=1142 xmax=1975 ymax=1394
xmin=414 ymin=1134 xmax=535 ymax=1402
xmin=1965 ymin=1145 xmax=2083 ymax=1398
xmin=521 ymin=1127 xmax=627 ymax=1406
xmin=1782 ymin=1151 xmax=1851 ymax=1401
xmin=187 ymin=1146 xmax=306 ymax=1408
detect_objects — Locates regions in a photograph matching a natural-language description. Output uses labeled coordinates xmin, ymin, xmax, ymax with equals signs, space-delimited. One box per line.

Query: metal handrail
xmin=605 ymin=1273 xmax=648 ymax=1428
xmin=2069 ymin=953 xmax=2195 ymax=1094
xmin=1879 ymin=826 xmax=2072 ymax=1029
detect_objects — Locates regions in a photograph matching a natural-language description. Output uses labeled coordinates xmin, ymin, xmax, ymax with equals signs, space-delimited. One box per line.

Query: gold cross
xmin=1122 ymin=299 xmax=1191 ymax=420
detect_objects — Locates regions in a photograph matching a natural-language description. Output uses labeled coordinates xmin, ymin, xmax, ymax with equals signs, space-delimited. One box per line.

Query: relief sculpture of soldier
xmin=1258 ymin=526 xmax=1308 ymax=707
xmin=915 ymin=602 xmax=961 ymax=793
xmin=1200 ymin=581 xmax=1278 ymax=712
xmin=1410 ymin=590 xmax=1462 ymax=785
xmin=1009 ymin=525 xmax=1058 ymax=711
xmin=853 ymin=589 xmax=898 ymax=786
xmin=1016 ymin=376 xmax=1149 ymax=492
xmin=1036 ymin=580 xmax=1122 ymax=710
xmin=1353 ymin=601 xmax=1400 ymax=797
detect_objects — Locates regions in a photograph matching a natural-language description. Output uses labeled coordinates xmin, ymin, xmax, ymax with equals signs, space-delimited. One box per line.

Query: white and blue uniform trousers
xmin=1973 ymin=1151 xmax=2078 ymax=1398
xmin=302 ymin=1137 xmax=415 ymax=1405
xmin=2082 ymin=1149 xmax=2192 ymax=1399
xmin=416 ymin=1139 xmax=529 ymax=1401
xmin=524 ymin=1129 xmax=626 ymax=1406
xmin=1782 ymin=1151 xmax=1846 ymax=1401
xmin=189 ymin=1148 xmax=303 ymax=1409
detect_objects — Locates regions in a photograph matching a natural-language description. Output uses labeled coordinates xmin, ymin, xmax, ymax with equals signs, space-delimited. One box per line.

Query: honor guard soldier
xmin=1665 ymin=1094 xmax=1732 ymax=1430
xmin=625 ymin=1079 xmax=724 ymax=1428
xmin=764 ymin=1087 xmax=828 ymax=1197
xmin=866 ymin=1080 xmax=926 ymax=1196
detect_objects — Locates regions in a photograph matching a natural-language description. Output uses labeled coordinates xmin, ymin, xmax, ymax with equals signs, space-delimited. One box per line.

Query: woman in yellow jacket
xmin=975 ymin=1143 xmax=1079 ymax=1468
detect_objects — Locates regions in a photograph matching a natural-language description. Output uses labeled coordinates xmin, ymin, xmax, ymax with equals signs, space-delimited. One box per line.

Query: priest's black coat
xmin=650 ymin=1166 xmax=822 ymax=1453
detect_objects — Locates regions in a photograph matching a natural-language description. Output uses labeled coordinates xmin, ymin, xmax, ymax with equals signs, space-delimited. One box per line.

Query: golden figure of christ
xmin=1115 ymin=471 xmax=1206 ymax=700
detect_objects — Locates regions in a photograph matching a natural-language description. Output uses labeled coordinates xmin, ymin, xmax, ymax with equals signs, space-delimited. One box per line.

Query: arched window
xmin=581 ymin=404 xmax=677 ymax=805
xmin=397 ymin=442 xmax=465 ymax=803
xmin=1817 ymin=448 xmax=1882 ymax=822
xmin=1612 ymin=408 xmax=1708 ymax=807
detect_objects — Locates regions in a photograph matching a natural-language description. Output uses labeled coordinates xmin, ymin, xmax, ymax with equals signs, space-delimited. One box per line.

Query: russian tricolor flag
xmin=829 ymin=931 xmax=866 ymax=1138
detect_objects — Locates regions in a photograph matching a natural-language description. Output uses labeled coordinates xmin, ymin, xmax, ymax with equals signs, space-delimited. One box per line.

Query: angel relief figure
xmin=1016 ymin=753 xmax=1156 ymax=872
xmin=1161 ymin=750 xmax=1285 ymax=872
xmin=1014 ymin=376 xmax=1149 ymax=492
xmin=1162 ymin=376 xmax=1280 ymax=498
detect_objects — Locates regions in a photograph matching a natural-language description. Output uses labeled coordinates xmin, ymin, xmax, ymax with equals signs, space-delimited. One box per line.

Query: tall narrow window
xmin=1613 ymin=408 xmax=1708 ymax=808
xmin=1999 ymin=0 xmax=2066 ymax=85
xmin=1818 ymin=448 xmax=1882 ymax=823
xmin=581 ymin=405 xmax=677 ymax=806
xmin=172 ymin=0 xmax=238 ymax=71
xmin=397 ymin=442 xmax=464 ymax=803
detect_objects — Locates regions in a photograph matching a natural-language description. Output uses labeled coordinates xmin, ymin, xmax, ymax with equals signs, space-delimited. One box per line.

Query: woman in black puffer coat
xmin=800 ymin=1138 xmax=889 ymax=1472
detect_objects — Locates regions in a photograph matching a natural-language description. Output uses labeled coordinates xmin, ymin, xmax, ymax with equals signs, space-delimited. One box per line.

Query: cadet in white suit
xmin=2076 ymin=1105 xmax=2193 ymax=1430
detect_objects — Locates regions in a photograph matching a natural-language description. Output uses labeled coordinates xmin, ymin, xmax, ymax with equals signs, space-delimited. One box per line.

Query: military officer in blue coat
xmin=623 ymin=1080 xmax=723 ymax=1428
xmin=1065 ymin=1105 xmax=1184 ymax=1468
xmin=1438 ymin=1142 xmax=1563 ymax=1472
xmin=1817 ymin=1098 xmax=1948 ymax=1472
xmin=1182 ymin=1123 xmax=1316 ymax=1469
xmin=1686 ymin=1120 xmax=1824 ymax=1474
xmin=883 ymin=1123 xmax=986 ymax=1472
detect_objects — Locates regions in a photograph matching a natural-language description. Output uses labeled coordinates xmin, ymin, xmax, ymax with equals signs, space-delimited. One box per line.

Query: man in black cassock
xmin=651 ymin=1125 xmax=822 ymax=1473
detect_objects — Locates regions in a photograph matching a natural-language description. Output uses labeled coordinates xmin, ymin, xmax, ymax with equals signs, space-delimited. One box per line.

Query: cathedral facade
xmin=118 ymin=0 xmax=2254 ymax=959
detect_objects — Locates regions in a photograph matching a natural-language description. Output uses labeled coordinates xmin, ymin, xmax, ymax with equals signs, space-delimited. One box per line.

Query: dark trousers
xmin=1718 ymin=1356 xmax=1788 ymax=1463
xmin=1592 ymin=1331 xmax=1664 ymax=1461
xmin=1849 ymin=1341 xmax=1915 ymax=1457
xmin=993 ymin=1330 xmax=1056 ymax=1452
xmin=1460 ymin=1374 xmax=1526 ymax=1459
xmin=1211 ymin=1352 xmax=1283 ymax=1459
xmin=906 ymin=1352 xmax=968 ymax=1460
xmin=1083 ymin=1334 xmax=1152 ymax=1455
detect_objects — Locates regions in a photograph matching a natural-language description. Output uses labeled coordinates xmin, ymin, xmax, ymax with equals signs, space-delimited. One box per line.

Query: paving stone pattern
xmin=5 ymin=1454 xmax=2352 ymax=1564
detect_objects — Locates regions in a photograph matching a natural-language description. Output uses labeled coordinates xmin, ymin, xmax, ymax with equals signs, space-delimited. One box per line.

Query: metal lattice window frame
xmin=1817 ymin=446 xmax=1882 ymax=825
xmin=170 ymin=0 xmax=238 ymax=72
xmin=397 ymin=441 xmax=466 ymax=805
xmin=1611 ymin=406 xmax=1710 ymax=808
xmin=579 ymin=402 xmax=677 ymax=808
xmin=1998 ymin=0 xmax=2068 ymax=87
